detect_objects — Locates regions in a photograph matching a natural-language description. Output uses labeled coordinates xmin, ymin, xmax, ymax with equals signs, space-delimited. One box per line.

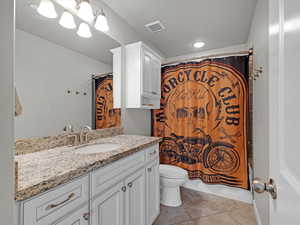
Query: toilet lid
xmin=159 ymin=164 xmax=188 ymax=179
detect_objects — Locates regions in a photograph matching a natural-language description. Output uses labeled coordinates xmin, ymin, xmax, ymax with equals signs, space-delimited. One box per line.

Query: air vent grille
xmin=145 ymin=21 xmax=165 ymax=33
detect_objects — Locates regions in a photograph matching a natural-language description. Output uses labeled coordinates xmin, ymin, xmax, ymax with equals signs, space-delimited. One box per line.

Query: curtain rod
xmin=92 ymin=72 xmax=113 ymax=79
xmin=162 ymin=49 xmax=253 ymax=66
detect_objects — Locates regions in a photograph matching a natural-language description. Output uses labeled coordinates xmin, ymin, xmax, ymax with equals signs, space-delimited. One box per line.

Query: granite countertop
xmin=15 ymin=135 xmax=162 ymax=201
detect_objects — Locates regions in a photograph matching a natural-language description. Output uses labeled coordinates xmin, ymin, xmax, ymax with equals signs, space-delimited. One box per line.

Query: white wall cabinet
xmin=111 ymin=42 xmax=162 ymax=109
xmin=17 ymin=144 xmax=160 ymax=225
xmin=110 ymin=47 xmax=122 ymax=109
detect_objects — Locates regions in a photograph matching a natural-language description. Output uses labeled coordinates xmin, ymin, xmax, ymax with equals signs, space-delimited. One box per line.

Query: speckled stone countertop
xmin=15 ymin=135 xmax=161 ymax=201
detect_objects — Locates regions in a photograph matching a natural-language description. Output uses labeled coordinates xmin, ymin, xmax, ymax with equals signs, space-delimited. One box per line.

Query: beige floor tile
xmin=153 ymin=205 xmax=191 ymax=225
xmin=194 ymin=213 xmax=240 ymax=225
xmin=173 ymin=221 xmax=196 ymax=225
xmin=154 ymin=188 xmax=258 ymax=225
xmin=229 ymin=205 xmax=258 ymax=225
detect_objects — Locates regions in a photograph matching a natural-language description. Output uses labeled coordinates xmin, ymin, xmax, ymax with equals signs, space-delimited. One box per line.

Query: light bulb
xmin=57 ymin=0 xmax=77 ymax=9
xmin=37 ymin=0 xmax=58 ymax=18
xmin=59 ymin=11 xmax=77 ymax=29
xmin=77 ymin=23 xmax=92 ymax=38
xmin=193 ymin=42 xmax=205 ymax=49
xmin=94 ymin=12 xmax=109 ymax=32
xmin=78 ymin=1 xmax=94 ymax=23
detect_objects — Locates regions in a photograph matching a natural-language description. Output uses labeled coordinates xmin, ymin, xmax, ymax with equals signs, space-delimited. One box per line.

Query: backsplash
xmin=15 ymin=127 xmax=124 ymax=155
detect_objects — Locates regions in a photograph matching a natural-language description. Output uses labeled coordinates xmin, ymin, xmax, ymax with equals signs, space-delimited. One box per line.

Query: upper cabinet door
xmin=151 ymin=56 xmax=162 ymax=97
xmin=91 ymin=181 xmax=125 ymax=225
xmin=142 ymin=49 xmax=153 ymax=96
xmin=125 ymin=169 xmax=146 ymax=225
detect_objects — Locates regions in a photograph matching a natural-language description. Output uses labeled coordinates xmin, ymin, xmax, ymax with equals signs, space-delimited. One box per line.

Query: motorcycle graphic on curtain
xmin=152 ymin=56 xmax=249 ymax=189
xmin=93 ymin=74 xmax=121 ymax=129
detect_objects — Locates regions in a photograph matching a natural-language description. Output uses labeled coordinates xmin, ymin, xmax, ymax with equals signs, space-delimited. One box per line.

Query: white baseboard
xmin=182 ymin=179 xmax=253 ymax=203
xmin=253 ymin=200 xmax=263 ymax=225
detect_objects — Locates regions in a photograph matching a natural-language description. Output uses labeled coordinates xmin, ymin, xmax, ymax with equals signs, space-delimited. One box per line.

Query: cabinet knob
xmin=147 ymin=168 xmax=152 ymax=172
xmin=121 ymin=186 xmax=127 ymax=192
xmin=83 ymin=212 xmax=90 ymax=221
xmin=128 ymin=182 xmax=133 ymax=188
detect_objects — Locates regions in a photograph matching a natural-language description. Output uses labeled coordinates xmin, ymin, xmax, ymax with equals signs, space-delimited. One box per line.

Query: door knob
xmin=253 ymin=177 xmax=277 ymax=199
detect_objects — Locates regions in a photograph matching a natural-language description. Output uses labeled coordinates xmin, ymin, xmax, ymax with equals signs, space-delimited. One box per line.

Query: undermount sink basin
xmin=74 ymin=143 xmax=121 ymax=154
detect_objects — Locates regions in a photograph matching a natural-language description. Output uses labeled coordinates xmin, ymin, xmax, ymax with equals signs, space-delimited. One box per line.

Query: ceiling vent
xmin=145 ymin=21 xmax=165 ymax=33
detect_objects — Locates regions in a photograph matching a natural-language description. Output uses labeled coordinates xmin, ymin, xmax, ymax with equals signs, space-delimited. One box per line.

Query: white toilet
xmin=159 ymin=164 xmax=188 ymax=207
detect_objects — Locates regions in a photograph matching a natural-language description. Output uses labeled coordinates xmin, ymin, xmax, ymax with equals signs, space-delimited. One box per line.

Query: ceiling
xmin=102 ymin=0 xmax=257 ymax=58
xmin=16 ymin=0 xmax=120 ymax=64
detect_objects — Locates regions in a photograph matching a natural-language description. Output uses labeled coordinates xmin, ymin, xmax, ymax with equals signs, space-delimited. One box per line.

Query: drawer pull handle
xmin=147 ymin=168 xmax=152 ymax=172
xmin=121 ymin=186 xmax=127 ymax=192
xmin=128 ymin=182 xmax=133 ymax=188
xmin=46 ymin=193 xmax=75 ymax=210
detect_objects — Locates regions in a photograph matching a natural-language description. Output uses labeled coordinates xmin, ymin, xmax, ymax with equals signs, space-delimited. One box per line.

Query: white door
xmin=54 ymin=205 xmax=89 ymax=225
xmin=267 ymin=0 xmax=300 ymax=224
xmin=146 ymin=160 xmax=160 ymax=225
xmin=250 ymin=0 xmax=270 ymax=224
xmin=91 ymin=181 xmax=125 ymax=225
xmin=125 ymin=169 xmax=146 ymax=225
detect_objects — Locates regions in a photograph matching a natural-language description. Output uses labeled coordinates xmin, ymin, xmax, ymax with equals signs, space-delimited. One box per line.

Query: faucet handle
xmin=63 ymin=124 xmax=74 ymax=133
xmin=80 ymin=125 xmax=91 ymax=131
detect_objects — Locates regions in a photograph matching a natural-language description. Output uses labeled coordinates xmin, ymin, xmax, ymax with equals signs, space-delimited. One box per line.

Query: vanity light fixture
xmin=77 ymin=0 xmax=95 ymax=23
xmin=193 ymin=41 xmax=205 ymax=49
xmin=94 ymin=9 xmax=109 ymax=32
xmin=37 ymin=0 xmax=58 ymax=19
xmin=77 ymin=22 xmax=92 ymax=38
xmin=57 ymin=0 xmax=77 ymax=10
xmin=59 ymin=11 xmax=77 ymax=29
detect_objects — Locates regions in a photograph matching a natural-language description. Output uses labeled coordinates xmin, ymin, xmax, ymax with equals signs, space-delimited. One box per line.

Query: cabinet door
xmin=151 ymin=56 xmax=161 ymax=97
xmin=146 ymin=160 xmax=160 ymax=225
xmin=142 ymin=50 xmax=153 ymax=95
xmin=91 ymin=181 xmax=125 ymax=225
xmin=125 ymin=169 xmax=146 ymax=225
xmin=54 ymin=205 xmax=89 ymax=225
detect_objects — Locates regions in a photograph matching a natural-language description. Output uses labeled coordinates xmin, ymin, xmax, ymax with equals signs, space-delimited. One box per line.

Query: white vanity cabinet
xmin=17 ymin=144 xmax=160 ymax=225
xmin=19 ymin=175 xmax=90 ymax=225
xmin=54 ymin=205 xmax=89 ymax=225
xmin=91 ymin=181 xmax=125 ymax=225
xmin=146 ymin=160 xmax=160 ymax=225
xmin=125 ymin=169 xmax=146 ymax=225
xmin=111 ymin=42 xmax=162 ymax=109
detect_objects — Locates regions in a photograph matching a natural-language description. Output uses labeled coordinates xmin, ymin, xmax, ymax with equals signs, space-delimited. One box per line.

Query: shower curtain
xmin=152 ymin=56 xmax=249 ymax=189
xmin=94 ymin=74 xmax=121 ymax=129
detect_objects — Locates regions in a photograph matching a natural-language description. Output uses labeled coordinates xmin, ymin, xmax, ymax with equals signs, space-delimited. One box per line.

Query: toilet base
xmin=160 ymin=186 xmax=182 ymax=207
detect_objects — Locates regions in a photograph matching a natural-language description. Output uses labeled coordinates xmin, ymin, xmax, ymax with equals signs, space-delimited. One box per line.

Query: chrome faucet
xmin=63 ymin=124 xmax=79 ymax=146
xmin=79 ymin=126 xmax=92 ymax=145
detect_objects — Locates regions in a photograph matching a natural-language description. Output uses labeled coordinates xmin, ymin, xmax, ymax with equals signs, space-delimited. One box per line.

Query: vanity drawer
xmin=91 ymin=150 xmax=145 ymax=197
xmin=146 ymin=144 xmax=159 ymax=161
xmin=22 ymin=175 xmax=89 ymax=225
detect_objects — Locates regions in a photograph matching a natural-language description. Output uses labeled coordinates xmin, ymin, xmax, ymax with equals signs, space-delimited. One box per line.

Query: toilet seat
xmin=159 ymin=164 xmax=188 ymax=179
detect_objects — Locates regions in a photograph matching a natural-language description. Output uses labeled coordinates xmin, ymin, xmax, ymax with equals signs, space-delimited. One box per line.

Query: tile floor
xmin=154 ymin=187 xmax=257 ymax=225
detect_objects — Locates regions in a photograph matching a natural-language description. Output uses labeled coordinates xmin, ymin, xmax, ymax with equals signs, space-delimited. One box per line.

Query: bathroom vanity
xmin=15 ymin=135 xmax=161 ymax=225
